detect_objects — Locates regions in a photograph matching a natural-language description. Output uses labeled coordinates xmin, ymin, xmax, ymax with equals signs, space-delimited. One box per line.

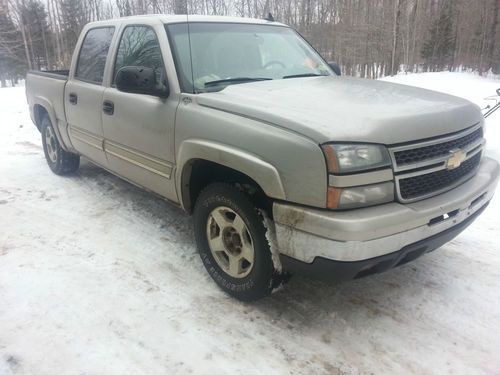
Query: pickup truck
xmin=26 ymin=15 xmax=499 ymax=301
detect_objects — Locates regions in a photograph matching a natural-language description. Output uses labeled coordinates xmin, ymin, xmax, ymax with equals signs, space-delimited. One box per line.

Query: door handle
xmin=102 ymin=100 xmax=114 ymax=115
xmin=69 ymin=93 xmax=77 ymax=105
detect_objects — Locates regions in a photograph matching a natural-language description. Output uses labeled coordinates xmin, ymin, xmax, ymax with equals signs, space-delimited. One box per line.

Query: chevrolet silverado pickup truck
xmin=26 ymin=15 xmax=499 ymax=301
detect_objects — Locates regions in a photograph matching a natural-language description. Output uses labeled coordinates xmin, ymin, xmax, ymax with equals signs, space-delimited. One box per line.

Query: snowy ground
xmin=1 ymin=72 xmax=499 ymax=375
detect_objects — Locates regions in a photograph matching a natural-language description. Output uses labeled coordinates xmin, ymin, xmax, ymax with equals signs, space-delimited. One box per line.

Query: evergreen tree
xmin=22 ymin=1 xmax=53 ymax=70
xmin=0 ymin=4 xmax=26 ymax=85
xmin=421 ymin=2 xmax=455 ymax=71
xmin=59 ymin=0 xmax=90 ymax=64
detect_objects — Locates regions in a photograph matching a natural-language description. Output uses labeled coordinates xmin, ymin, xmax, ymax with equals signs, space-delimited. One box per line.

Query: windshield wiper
xmin=283 ymin=73 xmax=328 ymax=79
xmin=204 ymin=77 xmax=272 ymax=87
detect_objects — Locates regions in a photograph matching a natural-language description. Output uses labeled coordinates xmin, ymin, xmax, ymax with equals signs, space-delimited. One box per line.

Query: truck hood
xmin=195 ymin=76 xmax=483 ymax=145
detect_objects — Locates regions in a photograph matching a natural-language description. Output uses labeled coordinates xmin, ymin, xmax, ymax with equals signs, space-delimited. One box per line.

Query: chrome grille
xmin=390 ymin=124 xmax=484 ymax=203
xmin=394 ymin=127 xmax=483 ymax=165
xmin=399 ymin=152 xmax=482 ymax=200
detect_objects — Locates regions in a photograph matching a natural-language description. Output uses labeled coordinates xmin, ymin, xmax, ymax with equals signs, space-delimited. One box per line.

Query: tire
xmin=194 ymin=183 xmax=283 ymax=301
xmin=41 ymin=114 xmax=80 ymax=175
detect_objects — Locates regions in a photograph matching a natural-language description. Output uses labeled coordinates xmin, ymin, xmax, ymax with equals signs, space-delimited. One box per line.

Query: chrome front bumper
xmin=273 ymin=157 xmax=499 ymax=264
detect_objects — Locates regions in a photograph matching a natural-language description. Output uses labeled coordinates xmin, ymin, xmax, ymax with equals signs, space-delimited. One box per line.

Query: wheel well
xmin=33 ymin=104 xmax=48 ymax=131
xmin=182 ymin=159 xmax=272 ymax=215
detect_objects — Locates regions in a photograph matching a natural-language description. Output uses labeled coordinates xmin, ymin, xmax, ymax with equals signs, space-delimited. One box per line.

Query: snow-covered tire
xmin=194 ymin=183 xmax=283 ymax=301
xmin=41 ymin=114 xmax=80 ymax=175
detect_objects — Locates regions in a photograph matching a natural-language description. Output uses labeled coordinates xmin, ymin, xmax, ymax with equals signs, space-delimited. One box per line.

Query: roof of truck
xmin=85 ymin=14 xmax=288 ymax=28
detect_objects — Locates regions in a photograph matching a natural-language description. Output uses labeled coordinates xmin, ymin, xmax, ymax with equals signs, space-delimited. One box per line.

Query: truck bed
xmin=25 ymin=70 xmax=69 ymax=140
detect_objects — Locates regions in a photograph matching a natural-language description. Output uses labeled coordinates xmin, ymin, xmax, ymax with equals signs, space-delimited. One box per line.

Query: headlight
xmin=322 ymin=143 xmax=391 ymax=174
xmin=327 ymin=182 xmax=394 ymax=209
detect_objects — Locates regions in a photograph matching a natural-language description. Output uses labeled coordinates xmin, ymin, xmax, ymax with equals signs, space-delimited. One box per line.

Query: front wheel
xmin=194 ymin=183 xmax=283 ymax=301
xmin=41 ymin=114 xmax=80 ymax=175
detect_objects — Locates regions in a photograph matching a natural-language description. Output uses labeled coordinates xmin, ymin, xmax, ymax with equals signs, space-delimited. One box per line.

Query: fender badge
xmin=447 ymin=148 xmax=466 ymax=170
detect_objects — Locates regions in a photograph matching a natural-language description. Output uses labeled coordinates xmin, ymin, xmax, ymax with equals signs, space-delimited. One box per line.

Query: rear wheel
xmin=41 ymin=114 xmax=80 ymax=175
xmin=194 ymin=183 xmax=283 ymax=301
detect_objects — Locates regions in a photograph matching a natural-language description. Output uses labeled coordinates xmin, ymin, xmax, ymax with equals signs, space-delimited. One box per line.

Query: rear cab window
xmin=75 ymin=27 xmax=115 ymax=84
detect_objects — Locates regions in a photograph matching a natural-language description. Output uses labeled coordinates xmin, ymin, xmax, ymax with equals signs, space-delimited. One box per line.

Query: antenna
xmin=186 ymin=7 xmax=195 ymax=93
xmin=264 ymin=13 xmax=274 ymax=22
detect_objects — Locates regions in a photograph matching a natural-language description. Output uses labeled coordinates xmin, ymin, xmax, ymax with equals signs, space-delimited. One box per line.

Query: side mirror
xmin=115 ymin=66 xmax=169 ymax=97
xmin=328 ymin=62 xmax=341 ymax=76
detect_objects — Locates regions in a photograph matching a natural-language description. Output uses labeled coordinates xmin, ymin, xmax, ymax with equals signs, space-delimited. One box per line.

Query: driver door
xmin=102 ymin=24 xmax=178 ymax=201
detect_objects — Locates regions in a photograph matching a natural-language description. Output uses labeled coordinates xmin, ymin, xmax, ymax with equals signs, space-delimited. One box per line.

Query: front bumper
xmin=273 ymin=156 xmax=499 ymax=279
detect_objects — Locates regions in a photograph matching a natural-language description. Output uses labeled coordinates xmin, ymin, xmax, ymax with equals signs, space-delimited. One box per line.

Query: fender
xmin=176 ymin=139 xmax=286 ymax=210
xmin=32 ymin=95 xmax=74 ymax=152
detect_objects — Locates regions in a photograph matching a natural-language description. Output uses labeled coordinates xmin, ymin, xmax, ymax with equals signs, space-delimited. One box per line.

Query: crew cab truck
xmin=26 ymin=15 xmax=499 ymax=301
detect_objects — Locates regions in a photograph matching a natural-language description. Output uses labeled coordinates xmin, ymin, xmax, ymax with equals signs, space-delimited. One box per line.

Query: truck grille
xmin=399 ymin=152 xmax=482 ymax=200
xmin=394 ymin=127 xmax=483 ymax=165
xmin=389 ymin=124 xmax=484 ymax=203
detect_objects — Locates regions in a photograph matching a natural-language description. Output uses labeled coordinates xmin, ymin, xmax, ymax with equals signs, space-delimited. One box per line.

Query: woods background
xmin=0 ymin=0 xmax=499 ymax=86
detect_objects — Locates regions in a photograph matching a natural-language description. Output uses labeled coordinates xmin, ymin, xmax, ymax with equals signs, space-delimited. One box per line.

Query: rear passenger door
xmin=66 ymin=26 xmax=115 ymax=166
xmin=101 ymin=25 xmax=177 ymax=201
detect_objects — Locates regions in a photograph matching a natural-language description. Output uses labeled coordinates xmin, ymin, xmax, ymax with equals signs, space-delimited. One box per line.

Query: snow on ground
xmin=381 ymin=71 xmax=500 ymax=105
xmin=0 ymin=72 xmax=499 ymax=375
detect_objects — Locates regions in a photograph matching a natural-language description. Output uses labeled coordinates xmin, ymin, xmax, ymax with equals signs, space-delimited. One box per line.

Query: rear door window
xmin=75 ymin=27 xmax=115 ymax=84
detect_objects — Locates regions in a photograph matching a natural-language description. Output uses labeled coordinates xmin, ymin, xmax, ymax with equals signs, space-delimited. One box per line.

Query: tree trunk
xmin=488 ymin=0 xmax=499 ymax=71
xmin=18 ymin=9 xmax=32 ymax=70
xmin=390 ymin=0 xmax=402 ymax=76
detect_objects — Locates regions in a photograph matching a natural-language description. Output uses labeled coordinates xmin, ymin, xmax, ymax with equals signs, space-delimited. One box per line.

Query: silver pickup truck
xmin=26 ymin=15 xmax=499 ymax=301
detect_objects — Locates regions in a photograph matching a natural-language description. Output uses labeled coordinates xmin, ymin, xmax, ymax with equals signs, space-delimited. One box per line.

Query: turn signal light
xmin=327 ymin=187 xmax=342 ymax=209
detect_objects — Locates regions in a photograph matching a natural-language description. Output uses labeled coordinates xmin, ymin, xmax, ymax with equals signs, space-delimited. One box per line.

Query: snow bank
xmin=1 ymin=72 xmax=500 ymax=375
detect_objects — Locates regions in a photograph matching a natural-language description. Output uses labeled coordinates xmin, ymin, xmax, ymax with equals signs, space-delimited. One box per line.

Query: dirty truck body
xmin=26 ymin=15 xmax=499 ymax=301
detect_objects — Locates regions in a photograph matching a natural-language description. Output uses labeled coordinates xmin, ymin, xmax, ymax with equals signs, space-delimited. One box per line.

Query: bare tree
xmin=1 ymin=0 xmax=499 ymax=80
xmin=174 ymin=0 xmax=187 ymax=14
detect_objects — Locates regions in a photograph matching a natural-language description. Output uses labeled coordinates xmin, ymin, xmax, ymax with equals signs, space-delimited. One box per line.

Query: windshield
xmin=166 ymin=22 xmax=332 ymax=93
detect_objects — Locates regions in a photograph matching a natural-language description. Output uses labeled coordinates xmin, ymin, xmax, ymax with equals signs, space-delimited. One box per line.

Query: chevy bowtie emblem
xmin=447 ymin=148 xmax=466 ymax=170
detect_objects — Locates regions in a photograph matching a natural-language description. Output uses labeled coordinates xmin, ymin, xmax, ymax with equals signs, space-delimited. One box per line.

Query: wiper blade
xmin=204 ymin=77 xmax=272 ymax=87
xmin=283 ymin=73 xmax=328 ymax=79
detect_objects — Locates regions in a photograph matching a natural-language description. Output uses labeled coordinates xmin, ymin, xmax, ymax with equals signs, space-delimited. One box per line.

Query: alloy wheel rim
xmin=45 ymin=125 xmax=57 ymax=163
xmin=206 ymin=206 xmax=255 ymax=278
